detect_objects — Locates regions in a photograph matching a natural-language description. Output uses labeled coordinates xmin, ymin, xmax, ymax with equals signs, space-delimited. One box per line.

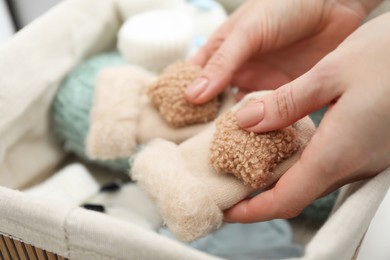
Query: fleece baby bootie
xmin=87 ymin=62 xmax=235 ymax=161
xmin=147 ymin=61 xmax=220 ymax=128
xmin=132 ymin=91 xmax=315 ymax=242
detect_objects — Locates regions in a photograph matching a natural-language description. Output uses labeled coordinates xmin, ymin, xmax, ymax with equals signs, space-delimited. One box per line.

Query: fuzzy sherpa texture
xmin=87 ymin=66 xmax=156 ymax=160
xmin=210 ymin=111 xmax=300 ymax=188
xmin=51 ymin=52 xmax=129 ymax=172
xmin=132 ymin=91 xmax=316 ymax=242
xmin=137 ymin=87 xmax=236 ymax=144
xmin=147 ymin=61 xmax=219 ymax=127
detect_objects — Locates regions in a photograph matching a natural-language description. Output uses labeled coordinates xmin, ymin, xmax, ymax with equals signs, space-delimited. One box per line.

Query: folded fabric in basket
xmin=161 ymin=220 xmax=303 ymax=259
xmin=23 ymin=163 xmax=100 ymax=206
xmin=83 ymin=183 xmax=162 ymax=231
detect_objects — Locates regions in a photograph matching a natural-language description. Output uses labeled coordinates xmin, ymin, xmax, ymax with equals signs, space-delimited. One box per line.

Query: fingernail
xmin=236 ymin=102 xmax=264 ymax=128
xmin=185 ymin=77 xmax=208 ymax=99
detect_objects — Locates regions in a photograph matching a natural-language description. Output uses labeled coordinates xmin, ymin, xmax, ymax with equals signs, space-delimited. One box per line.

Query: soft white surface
xmin=183 ymin=0 xmax=227 ymax=38
xmin=121 ymin=11 xmax=191 ymax=41
xmin=87 ymin=184 xmax=162 ymax=231
xmin=24 ymin=164 xmax=100 ymax=206
xmin=0 ymin=0 xmax=14 ymax=45
xmin=116 ymin=0 xmax=185 ymax=20
xmin=118 ymin=10 xmax=193 ymax=71
xmin=356 ymin=188 xmax=390 ymax=260
xmin=12 ymin=0 xmax=61 ymax=26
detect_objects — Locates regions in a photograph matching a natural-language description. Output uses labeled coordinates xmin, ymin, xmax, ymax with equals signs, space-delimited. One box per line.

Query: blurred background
xmin=0 ymin=0 xmax=61 ymax=44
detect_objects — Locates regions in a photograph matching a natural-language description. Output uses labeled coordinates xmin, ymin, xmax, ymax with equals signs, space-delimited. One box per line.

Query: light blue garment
xmin=161 ymin=220 xmax=303 ymax=260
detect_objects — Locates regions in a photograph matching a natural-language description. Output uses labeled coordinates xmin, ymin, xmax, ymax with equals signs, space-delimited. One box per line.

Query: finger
xmin=235 ymin=90 xmax=249 ymax=101
xmin=224 ymin=126 xmax=336 ymax=222
xmin=236 ymin=64 xmax=342 ymax=132
xmin=232 ymin=61 xmax=293 ymax=91
xmin=191 ymin=1 xmax=250 ymax=67
xmin=185 ymin=28 xmax=256 ymax=104
xmin=190 ymin=24 xmax=231 ymax=68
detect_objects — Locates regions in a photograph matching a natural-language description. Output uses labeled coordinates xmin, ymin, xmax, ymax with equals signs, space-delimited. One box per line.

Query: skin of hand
xmin=224 ymin=12 xmax=390 ymax=223
xmin=185 ymin=0 xmax=381 ymax=103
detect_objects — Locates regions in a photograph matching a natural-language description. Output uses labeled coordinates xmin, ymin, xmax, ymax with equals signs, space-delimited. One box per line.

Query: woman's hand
xmin=225 ymin=12 xmax=390 ymax=222
xmin=185 ymin=0 xmax=380 ymax=103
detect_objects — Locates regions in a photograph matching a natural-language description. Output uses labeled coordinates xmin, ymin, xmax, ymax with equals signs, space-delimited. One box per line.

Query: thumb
xmin=236 ymin=67 xmax=341 ymax=132
xmin=223 ymin=146 xmax=329 ymax=222
xmin=185 ymin=28 xmax=255 ymax=105
xmin=224 ymin=122 xmax=338 ymax=222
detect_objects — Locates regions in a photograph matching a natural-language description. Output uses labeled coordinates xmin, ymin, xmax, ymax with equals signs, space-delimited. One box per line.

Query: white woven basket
xmin=0 ymin=0 xmax=389 ymax=259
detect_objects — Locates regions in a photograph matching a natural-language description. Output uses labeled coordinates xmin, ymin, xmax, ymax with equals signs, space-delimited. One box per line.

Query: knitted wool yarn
xmin=147 ymin=61 xmax=219 ymax=127
xmin=52 ymin=52 xmax=129 ymax=172
xmin=210 ymin=111 xmax=300 ymax=188
xmin=118 ymin=10 xmax=193 ymax=72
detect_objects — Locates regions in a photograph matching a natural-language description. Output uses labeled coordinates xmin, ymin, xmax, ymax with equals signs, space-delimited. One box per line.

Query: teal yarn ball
xmin=52 ymin=52 xmax=130 ymax=172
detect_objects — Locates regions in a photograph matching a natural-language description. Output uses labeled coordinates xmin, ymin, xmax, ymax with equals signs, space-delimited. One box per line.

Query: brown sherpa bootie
xmin=210 ymin=111 xmax=300 ymax=188
xmin=147 ymin=61 xmax=219 ymax=128
xmin=87 ymin=65 xmax=235 ymax=160
xmin=132 ymin=91 xmax=315 ymax=242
